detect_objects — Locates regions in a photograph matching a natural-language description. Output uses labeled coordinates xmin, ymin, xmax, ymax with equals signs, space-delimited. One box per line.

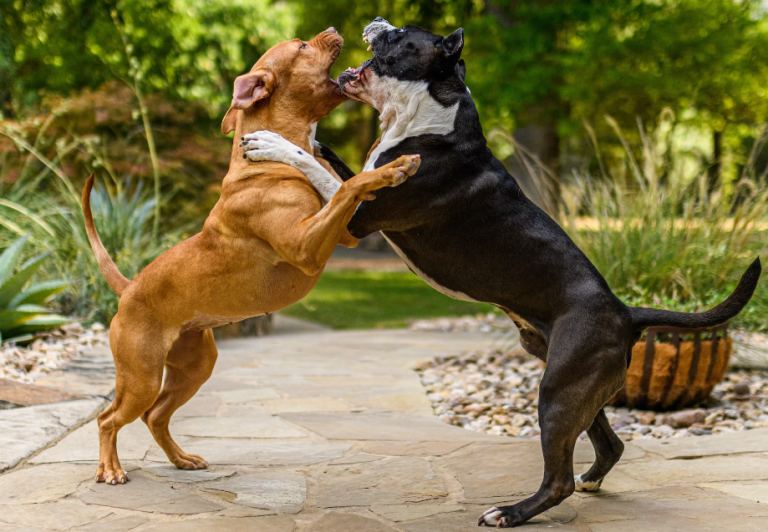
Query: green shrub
xmin=0 ymin=178 xmax=176 ymax=325
xmin=0 ymin=235 xmax=69 ymax=343
xmin=560 ymin=119 xmax=768 ymax=331
xmin=0 ymin=85 xmax=191 ymax=324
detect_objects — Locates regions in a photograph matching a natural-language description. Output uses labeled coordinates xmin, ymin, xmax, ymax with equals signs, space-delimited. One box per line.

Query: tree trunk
xmin=708 ymin=129 xmax=723 ymax=192
xmin=508 ymin=122 xmax=560 ymax=215
xmin=0 ymin=86 xmax=13 ymax=119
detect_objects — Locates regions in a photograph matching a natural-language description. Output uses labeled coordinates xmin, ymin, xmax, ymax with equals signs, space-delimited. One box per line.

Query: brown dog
xmin=81 ymin=28 xmax=420 ymax=485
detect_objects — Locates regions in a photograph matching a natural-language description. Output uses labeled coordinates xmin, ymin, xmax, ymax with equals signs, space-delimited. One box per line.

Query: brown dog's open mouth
xmin=327 ymin=42 xmax=345 ymax=92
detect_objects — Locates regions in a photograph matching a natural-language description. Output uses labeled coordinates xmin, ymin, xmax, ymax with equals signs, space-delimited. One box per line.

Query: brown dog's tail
xmin=81 ymin=174 xmax=130 ymax=297
xmin=629 ymin=258 xmax=761 ymax=331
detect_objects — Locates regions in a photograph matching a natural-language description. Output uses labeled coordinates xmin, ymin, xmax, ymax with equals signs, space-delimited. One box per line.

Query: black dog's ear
xmin=456 ymin=59 xmax=466 ymax=83
xmin=442 ymin=28 xmax=464 ymax=62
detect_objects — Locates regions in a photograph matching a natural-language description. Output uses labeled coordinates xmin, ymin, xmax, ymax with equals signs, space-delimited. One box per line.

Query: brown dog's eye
xmin=300 ymin=43 xmax=308 ymax=50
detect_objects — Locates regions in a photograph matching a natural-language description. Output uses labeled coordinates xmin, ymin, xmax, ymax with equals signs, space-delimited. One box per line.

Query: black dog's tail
xmin=629 ymin=258 xmax=761 ymax=331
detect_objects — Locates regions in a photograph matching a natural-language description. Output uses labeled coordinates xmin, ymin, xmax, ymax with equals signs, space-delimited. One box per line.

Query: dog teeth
xmin=367 ymin=45 xmax=372 ymax=51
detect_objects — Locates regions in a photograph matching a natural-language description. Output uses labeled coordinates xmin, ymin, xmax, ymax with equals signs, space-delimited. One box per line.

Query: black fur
xmin=315 ymin=141 xmax=355 ymax=181
xmin=331 ymin=19 xmax=762 ymax=528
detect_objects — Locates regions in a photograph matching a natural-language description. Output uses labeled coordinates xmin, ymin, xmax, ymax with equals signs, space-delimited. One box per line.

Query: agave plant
xmin=0 ymin=235 xmax=69 ymax=344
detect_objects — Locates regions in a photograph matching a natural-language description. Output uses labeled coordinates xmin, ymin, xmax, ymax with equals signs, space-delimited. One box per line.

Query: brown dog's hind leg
xmin=97 ymin=314 xmax=165 ymax=485
xmin=142 ymin=329 xmax=218 ymax=470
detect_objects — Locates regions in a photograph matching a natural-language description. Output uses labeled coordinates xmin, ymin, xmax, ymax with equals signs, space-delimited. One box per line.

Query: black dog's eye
xmin=406 ymin=42 xmax=415 ymax=49
xmin=385 ymin=56 xmax=396 ymax=65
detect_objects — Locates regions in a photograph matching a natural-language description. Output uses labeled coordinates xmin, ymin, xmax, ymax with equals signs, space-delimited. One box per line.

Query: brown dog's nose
xmin=325 ymin=27 xmax=338 ymax=34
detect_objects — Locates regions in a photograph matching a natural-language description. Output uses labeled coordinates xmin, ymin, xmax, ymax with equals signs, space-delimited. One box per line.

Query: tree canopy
xmin=2 ymin=0 xmax=767 ymax=177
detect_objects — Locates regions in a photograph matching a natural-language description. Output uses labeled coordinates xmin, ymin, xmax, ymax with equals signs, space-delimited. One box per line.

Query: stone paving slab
xmin=0 ymin=398 xmax=105 ymax=472
xmin=571 ymin=486 xmax=768 ymax=531
xmin=170 ymin=414 xmax=307 ymax=439
xmin=0 ymin=462 xmax=94 ymax=504
xmin=2 ymin=329 xmax=768 ymax=531
xmin=316 ymin=456 xmax=448 ymax=507
xmin=203 ymin=471 xmax=306 ymax=513
xmin=145 ymin=440 xmax=351 ymax=466
xmin=78 ymin=515 xmax=150 ymax=531
xmin=698 ymin=481 xmax=768 ymax=504
xmin=30 ymin=416 xmax=154 ymax=464
xmin=141 ymin=516 xmax=296 ymax=532
xmin=633 ymin=427 xmax=768 ymax=459
xmin=617 ymin=453 xmax=768 ymax=484
xmin=79 ymin=474 xmax=226 ymax=515
xmin=279 ymin=411 xmax=521 ymax=442
xmin=33 ymin=345 xmax=115 ymax=397
xmin=370 ymin=502 xmax=465 ymax=522
xmin=142 ymin=464 xmax=236 ymax=483
xmin=312 ymin=512 xmax=399 ymax=531
xmin=0 ymin=378 xmax=85 ymax=407
xmin=0 ymin=499 xmax=112 ymax=530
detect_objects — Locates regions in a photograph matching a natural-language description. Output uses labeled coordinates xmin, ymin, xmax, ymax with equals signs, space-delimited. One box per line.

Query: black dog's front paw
xmin=478 ymin=505 xmax=523 ymax=528
xmin=478 ymin=506 xmax=505 ymax=527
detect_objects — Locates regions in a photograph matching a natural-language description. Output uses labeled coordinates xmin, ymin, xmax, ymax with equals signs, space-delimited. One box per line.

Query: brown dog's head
xmin=222 ymin=28 xmax=347 ymax=135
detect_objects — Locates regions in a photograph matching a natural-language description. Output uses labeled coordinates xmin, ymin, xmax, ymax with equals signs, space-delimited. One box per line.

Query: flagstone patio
xmin=1 ymin=323 xmax=768 ymax=531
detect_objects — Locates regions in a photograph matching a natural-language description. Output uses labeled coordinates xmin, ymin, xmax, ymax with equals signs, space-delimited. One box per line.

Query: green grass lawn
xmin=281 ymin=270 xmax=497 ymax=329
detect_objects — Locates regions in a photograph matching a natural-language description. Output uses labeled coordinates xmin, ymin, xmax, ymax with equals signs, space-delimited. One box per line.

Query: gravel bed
xmin=416 ymin=349 xmax=768 ymax=441
xmin=0 ymin=322 xmax=108 ymax=383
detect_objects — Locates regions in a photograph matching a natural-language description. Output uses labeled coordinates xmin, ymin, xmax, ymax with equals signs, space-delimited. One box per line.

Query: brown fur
xmin=81 ymin=30 xmax=420 ymax=484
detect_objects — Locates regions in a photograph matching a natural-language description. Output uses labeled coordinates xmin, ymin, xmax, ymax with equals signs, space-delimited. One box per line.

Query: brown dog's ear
xmin=221 ymin=108 xmax=238 ymax=135
xmin=232 ymin=70 xmax=274 ymax=109
xmin=221 ymin=70 xmax=275 ymax=135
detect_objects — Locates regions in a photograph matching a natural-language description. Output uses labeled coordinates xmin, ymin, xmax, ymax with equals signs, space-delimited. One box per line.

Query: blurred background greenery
xmin=1 ymin=0 xmax=767 ymax=334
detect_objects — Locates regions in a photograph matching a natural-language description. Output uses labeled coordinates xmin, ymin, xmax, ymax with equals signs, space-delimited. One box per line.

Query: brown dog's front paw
xmin=96 ymin=467 xmax=129 ymax=485
xmin=375 ymin=154 xmax=420 ymax=189
xmin=390 ymin=154 xmax=421 ymax=184
xmin=170 ymin=452 xmax=210 ymax=470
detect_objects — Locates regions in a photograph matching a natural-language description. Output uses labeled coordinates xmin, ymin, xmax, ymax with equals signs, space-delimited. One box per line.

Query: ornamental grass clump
xmin=560 ymin=118 xmax=768 ymax=332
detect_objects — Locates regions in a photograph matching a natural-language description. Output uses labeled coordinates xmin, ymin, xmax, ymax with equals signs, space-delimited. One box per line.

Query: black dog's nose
xmin=374 ymin=16 xmax=386 ymax=22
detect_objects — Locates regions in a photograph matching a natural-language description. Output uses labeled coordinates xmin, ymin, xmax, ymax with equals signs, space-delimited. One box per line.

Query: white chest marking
xmin=382 ymin=234 xmax=478 ymax=302
xmin=363 ymin=79 xmax=459 ymax=172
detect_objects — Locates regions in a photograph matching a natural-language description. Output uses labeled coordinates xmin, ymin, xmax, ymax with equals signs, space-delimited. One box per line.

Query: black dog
xmin=242 ymin=18 xmax=761 ymax=528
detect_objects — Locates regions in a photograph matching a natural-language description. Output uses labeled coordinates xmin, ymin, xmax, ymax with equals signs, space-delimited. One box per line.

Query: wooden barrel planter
xmin=609 ymin=323 xmax=732 ymax=411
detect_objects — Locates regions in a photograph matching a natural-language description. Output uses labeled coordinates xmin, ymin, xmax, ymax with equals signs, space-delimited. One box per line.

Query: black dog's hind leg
xmin=575 ymin=409 xmax=624 ymax=492
xmin=479 ymin=313 xmax=629 ymax=528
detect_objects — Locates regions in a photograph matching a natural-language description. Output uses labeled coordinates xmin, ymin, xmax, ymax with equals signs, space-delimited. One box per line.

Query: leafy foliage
xmin=0 ymin=170 xmax=176 ymax=325
xmin=0 ymin=82 xmax=230 ymax=227
xmin=0 ymin=236 xmax=69 ymax=343
xmin=0 ymin=0 xmax=295 ymax=115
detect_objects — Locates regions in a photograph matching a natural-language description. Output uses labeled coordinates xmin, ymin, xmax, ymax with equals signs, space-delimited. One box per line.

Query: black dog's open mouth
xmin=339 ymin=58 xmax=373 ymax=91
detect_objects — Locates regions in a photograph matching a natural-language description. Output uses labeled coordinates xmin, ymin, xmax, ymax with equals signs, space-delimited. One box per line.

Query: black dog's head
xmin=339 ymin=17 xmax=466 ymax=109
